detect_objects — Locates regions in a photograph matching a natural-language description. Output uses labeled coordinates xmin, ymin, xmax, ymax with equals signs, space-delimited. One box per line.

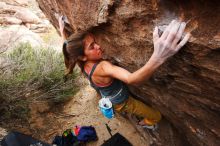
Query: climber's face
xmin=83 ymin=33 xmax=103 ymax=61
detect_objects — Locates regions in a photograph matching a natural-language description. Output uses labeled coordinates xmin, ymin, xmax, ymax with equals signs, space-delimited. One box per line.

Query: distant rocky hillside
xmin=0 ymin=0 xmax=60 ymax=53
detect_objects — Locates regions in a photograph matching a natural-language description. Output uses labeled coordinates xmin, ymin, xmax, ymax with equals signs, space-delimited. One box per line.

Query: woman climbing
xmin=59 ymin=16 xmax=191 ymax=130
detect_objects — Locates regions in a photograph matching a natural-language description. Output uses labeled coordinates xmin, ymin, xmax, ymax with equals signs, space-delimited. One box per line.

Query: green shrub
xmin=0 ymin=42 xmax=79 ymax=121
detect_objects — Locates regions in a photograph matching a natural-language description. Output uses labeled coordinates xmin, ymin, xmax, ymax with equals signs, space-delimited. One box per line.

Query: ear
xmin=78 ymin=56 xmax=87 ymax=61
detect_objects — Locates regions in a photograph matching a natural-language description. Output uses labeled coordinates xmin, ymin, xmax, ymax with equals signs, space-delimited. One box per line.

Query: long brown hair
xmin=62 ymin=32 xmax=87 ymax=77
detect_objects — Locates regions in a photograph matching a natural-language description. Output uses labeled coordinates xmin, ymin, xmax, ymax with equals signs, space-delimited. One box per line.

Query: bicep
xmin=102 ymin=62 xmax=132 ymax=84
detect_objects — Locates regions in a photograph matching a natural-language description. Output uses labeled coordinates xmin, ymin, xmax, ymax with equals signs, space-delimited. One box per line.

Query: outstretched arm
xmin=58 ymin=16 xmax=66 ymax=42
xmin=101 ymin=20 xmax=191 ymax=85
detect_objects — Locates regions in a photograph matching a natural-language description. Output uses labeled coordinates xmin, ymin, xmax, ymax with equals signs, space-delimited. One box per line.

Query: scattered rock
xmin=36 ymin=10 xmax=46 ymax=19
xmin=0 ymin=0 xmax=55 ymax=50
xmin=29 ymin=23 xmax=49 ymax=33
xmin=14 ymin=8 xmax=41 ymax=24
xmin=0 ymin=16 xmax=22 ymax=25
xmin=1 ymin=0 xmax=28 ymax=6
xmin=14 ymin=0 xmax=29 ymax=6
xmin=0 ymin=5 xmax=17 ymax=15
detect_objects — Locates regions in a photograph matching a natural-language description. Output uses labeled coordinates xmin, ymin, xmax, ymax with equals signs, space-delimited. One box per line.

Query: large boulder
xmin=36 ymin=0 xmax=220 ymax=146
xmin=0 ymin=25 xmax=43 ymax=52
xmin=14 ymin=8 xmax=41 ymax=24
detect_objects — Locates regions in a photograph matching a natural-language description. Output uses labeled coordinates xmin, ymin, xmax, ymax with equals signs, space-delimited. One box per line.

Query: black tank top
xmin=84 ymin=63 xmax=129 ymax=105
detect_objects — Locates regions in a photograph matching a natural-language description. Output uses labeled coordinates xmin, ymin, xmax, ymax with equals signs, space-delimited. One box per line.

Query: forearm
xmin=60 ymin=29 xmax=67 ymax=43
xmin=58 ymin=16 xmax=67 ymax=43
xmin=102 ymin=58 xmax=162 ymax=85
xmin=127 ymin=56 xmax=163 ymax=85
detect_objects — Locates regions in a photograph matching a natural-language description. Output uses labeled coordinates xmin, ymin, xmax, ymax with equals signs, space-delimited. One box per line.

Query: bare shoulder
xmin=98 ymin=60 xmax=131 ymax=82
xmin=98 ymin=60 xmax=115 ymax=75
xmin=99 ymin=60 xmax=113 ymax=68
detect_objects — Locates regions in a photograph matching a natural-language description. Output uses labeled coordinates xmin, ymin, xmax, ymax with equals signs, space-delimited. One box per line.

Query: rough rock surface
xmin=36 ymin=0 xmax=220 ymax=146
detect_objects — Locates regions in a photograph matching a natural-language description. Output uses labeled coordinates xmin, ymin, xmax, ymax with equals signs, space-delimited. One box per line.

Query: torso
xmin=84 ymin=61 xmax=113 ymax=87
xmin=84 ymin=61 xmax=129 ymax=105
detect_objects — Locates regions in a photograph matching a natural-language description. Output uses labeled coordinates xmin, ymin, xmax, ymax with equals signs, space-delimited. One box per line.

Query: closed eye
xmin=89 ymin=42 xmax=95 ymax=50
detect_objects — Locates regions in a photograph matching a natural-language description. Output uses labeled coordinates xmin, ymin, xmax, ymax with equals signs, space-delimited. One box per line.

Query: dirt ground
xmin=27 ymin=75 xmax=150 ymax=146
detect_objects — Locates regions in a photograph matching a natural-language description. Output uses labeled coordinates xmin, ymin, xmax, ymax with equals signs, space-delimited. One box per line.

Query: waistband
xmin=100 ymin=86 xmax=129 ymax=105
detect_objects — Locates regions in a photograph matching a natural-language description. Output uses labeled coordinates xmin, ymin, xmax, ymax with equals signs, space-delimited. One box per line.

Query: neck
xmin=84 ymin=60 xmax=100 ymax=67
